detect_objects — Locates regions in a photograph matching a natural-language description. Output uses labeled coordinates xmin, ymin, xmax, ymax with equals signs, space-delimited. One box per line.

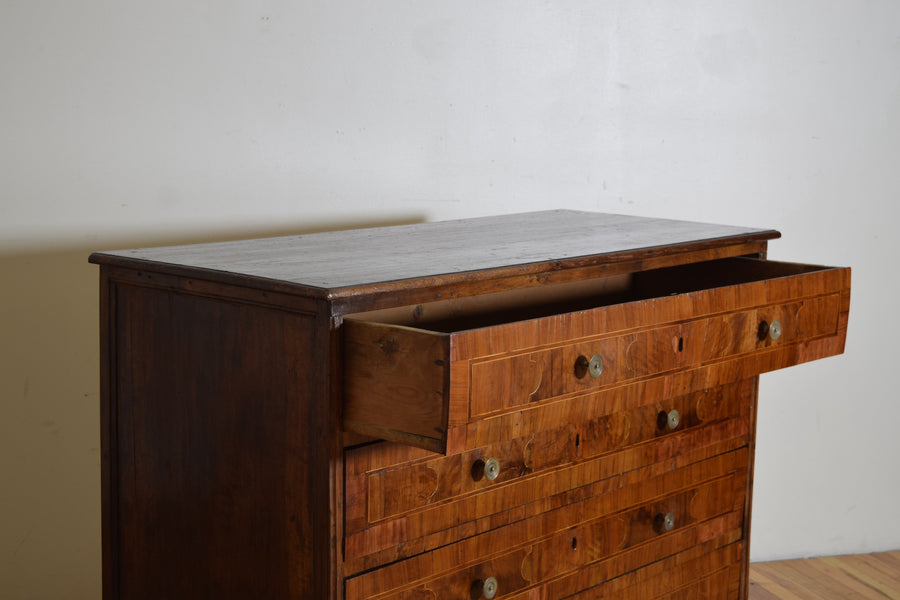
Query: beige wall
xmin=1 ymin=250 xmax=99 ymax=597
xmin=2 ymin=1 xmax=899 ymax=598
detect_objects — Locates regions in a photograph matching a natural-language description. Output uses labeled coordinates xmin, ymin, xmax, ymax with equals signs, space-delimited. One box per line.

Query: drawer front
xmin=520 ymin=537 xmax=743 ymax=600
xmin=347 ymin=379 xmax=750 ymax=536
xmin=343 ymin=259 xmax=849 ymax=454
xmin=344 ymin=407 xmax=752 ymax=574
xmin=344 ymin=456 xmax=748 ymax=600
xmin=469 ymin=294 xmax=839 ymax=419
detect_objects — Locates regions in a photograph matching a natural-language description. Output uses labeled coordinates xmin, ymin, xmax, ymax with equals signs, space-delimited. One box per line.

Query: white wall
xmin=2 ymin=1 xmax=898 ymax=596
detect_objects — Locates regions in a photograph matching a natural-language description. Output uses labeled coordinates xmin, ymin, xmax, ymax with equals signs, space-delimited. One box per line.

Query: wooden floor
xmin=749 ymin=550 xmax=900 ymax=599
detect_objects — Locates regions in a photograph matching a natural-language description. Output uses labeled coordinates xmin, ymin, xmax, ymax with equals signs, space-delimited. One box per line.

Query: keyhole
xmin=757 ymin=321 xmax=770 ymax=341
xmin=575 ymin=433 xmax=580 ymax=448
xmin=571 ymin=537 xmax=578 ymax=551
xmin=677 ymin=336 xmax=684 ymax=352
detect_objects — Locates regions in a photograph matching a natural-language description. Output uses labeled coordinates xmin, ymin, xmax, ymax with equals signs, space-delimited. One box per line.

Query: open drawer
xmin=342 ymin=257 xmax=850 ymax=454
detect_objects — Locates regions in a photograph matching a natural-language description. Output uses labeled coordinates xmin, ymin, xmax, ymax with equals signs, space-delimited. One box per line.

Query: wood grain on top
xmin=89 ymin=211 xmax=779 ymax=297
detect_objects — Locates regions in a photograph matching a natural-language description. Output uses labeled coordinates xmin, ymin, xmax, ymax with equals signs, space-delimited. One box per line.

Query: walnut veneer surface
xmin=90 ymin=210 xmax=850 ymax=599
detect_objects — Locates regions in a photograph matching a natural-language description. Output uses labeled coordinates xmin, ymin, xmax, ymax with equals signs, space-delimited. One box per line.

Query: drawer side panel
xmin=343 ymin=320 xmax=450 ymax=452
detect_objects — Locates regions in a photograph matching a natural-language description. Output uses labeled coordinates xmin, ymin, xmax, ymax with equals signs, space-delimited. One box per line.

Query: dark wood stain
xmin=103 ymin=279 xmax=336 ymax=599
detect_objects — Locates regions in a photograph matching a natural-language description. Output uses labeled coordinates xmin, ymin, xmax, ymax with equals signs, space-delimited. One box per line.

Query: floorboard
xmin=749 ymin=551 xmax=900 ymax=599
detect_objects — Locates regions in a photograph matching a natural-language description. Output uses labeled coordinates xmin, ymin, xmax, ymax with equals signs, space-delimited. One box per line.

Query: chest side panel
xmin=104 ymin=276 xmax=335 ymax=599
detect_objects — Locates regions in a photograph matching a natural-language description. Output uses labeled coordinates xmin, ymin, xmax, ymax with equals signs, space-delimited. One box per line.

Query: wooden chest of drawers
xmin=90 ymin=211 xmax=850 ymax=599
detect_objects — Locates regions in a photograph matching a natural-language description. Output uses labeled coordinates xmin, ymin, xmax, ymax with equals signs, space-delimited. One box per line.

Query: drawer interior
xmin=346 ymin=257 xmax=837 ymax=333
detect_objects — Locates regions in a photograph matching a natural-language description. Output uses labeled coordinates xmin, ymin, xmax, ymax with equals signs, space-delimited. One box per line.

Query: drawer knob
xmin=575 ymin=354 xmax=604 ymax=379
xmin=667 ymin=409 xmax=680 ymax=430
xmin=655 ymin=511 xmax=676 ymax=533
xmin=588 ymin=354 xmax=604 ymax=378
xmin=758 ymin=319 xmax=783 ymax=341
xmin=483 ymin=457 xmax=501 ymax=481
xmin=482 ymin=576 xmax=499 ymax=599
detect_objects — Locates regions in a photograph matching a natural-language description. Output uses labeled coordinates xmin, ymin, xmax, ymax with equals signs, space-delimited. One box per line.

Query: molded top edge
xmin=89 ymin=210 xmax=779 ymax=295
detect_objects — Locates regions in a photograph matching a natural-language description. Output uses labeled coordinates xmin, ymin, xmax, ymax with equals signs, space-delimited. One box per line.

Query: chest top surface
xmin=89 ymin=210 xmax=778 ymax=299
